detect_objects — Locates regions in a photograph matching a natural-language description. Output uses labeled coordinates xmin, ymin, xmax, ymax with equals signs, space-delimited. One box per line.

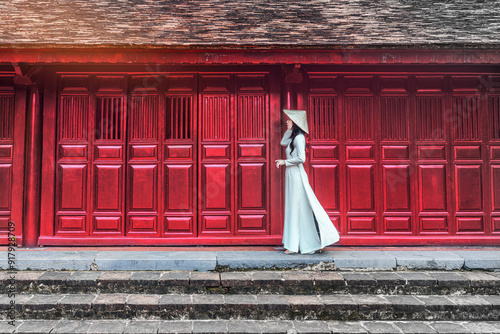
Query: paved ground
xmin=1 ymin=246 xmax=499 ymax=271
xmin=3 ymin=319 xmax=500 ymax=334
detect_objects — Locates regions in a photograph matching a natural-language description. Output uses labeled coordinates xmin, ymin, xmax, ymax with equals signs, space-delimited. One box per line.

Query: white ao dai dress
xmin=281 ymin=129 xmax=340 ymax=253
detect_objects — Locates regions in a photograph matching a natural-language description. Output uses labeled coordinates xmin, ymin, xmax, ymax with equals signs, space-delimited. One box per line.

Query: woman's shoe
xmin=284 ymin=250 xmax=297 ymax=254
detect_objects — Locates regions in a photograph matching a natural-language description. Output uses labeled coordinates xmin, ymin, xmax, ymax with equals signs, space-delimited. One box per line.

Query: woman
xmin=275 ymin=109 xmax=340 ymax=254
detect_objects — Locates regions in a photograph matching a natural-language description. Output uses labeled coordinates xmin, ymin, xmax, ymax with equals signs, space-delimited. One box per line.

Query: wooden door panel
xmin=126 ymin=87 xmax=160 ymax=236
xmin=201 ymin=95 xmax=230 ymax=141
xmin=492 ymin=165 xmax=500 ymax=212
xmin=0 ymin=164 xmax=12 ymax=212
xmin=57 ymin=216 xmax=85 ymax=234
xmin=383 ymin=165 xmax=411 ymax=212
xmin=165 ymin=216 xmax=193 ymax=234
xmin=57 ymin=164 xmax=87 ymax=212
xmin=128 ymin=164 xmax=157 ymax=212
xmin=348 ymin=217 xmax=376 ymax=233
xmin=419 ymin=165 xmax=447 ymax=212
xmin=163 ymin=77 xmax=197 ymax=237
xmin=202 ymin=216 xmax=231 ymax=233
xmin=455 ymin=165 xmax=483 ymax=212
xmin=54 ymin=76 xmax=91 ymax=236
xmin=129 ymin=145 xmax=157 ymax=160
xmin=238 ymin=144 xmax=265 ymax=159
xmin=345 ymin=96 xmax=373 ymax=141
xmin=94 ymin=165 xmax=123 ymax=212
xmin=128 ymin=216 xmax=157 ymax=234
xmin=238 ymin=162 xmax=265 ymax=210
xmin=238 ymin=215 xmax=266 ymax=232
xmin=347 ymin=165 xmax=375 ymax=212
xmin=165 ymin=164 xmax=193 ymax=212
xmin=93 ymin=216 xmax=122 ymax=234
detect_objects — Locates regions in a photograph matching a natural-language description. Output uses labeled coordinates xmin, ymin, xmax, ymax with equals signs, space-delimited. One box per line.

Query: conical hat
xmin=283 ymin=109 xmax=309 ymax=134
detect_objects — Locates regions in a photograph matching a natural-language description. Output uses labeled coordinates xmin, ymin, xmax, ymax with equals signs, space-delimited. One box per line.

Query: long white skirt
xmin=282 ymin=164 xmax=340 ymax=254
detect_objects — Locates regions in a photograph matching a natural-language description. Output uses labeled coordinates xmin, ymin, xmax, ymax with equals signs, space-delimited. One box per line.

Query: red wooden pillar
xmin=284 ymin=64 xmax=304 ymax=110
xmin=14 ymin=69 xmax=43 ymax=248
xmin=23 ymin=84 xmax=42 ymax=247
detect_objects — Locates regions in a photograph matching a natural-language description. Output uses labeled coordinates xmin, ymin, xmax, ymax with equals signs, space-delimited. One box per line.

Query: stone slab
xmin=450 ymin=251 xmax=500 ymax=270
xmin=385 ymin=251 xmax=464 ymax=270
xmin=361 ymin=322 xmax=402 ymax=334
xmin=0 ymin=252 xmax=8 ymax=271
xmin=51 ymin=320 xmax=92 ymax=334
xmin=394 ymin=321 xmax=437 ymax=333
xmin=94 ymin=251 xmax=217 ymax=271
xmin=192 ymin=320 xmax=227 ymax=334
xmin=4 ymin=251 xmax=99 ymax=271
xmin=1 ymin=249 xmax=500 ymax=272
xmin=330 ymin=251 xmax=397 ymax=269
xmin=216 ymin=251 xmax=334 ymax=270
xmin=430 ymin=322 xmax=472 ymax=333
xmin=124 ymin=320 xmax=160 ymax=333
xmin=15 ymin=320 xmax=60 ymax=334
xmin=158 ymin=321 xmax=193 ymax=334
xmin=0 ymin=320 xmax=21 ymax=334
xmin=463 ymin=322 xmax=500 ymax=334
xmin=87 ymin=320 xmax=128 ymax=334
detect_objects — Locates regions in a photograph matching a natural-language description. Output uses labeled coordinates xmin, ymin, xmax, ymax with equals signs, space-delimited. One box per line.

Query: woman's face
xmin=286 ymin=118 xmax=293 ymax=130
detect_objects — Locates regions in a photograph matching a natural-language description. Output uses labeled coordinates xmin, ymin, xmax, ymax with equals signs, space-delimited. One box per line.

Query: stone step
xmin=3 ymin=270 xmax=500 ymax=295
xmin=1 ymin=293 xmax=499 ymax=321
xmin=2 ymin=319 xmax=500 ymax=334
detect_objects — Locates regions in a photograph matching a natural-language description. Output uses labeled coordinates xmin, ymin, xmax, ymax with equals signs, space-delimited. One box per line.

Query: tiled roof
xmin=1 ymin=0 xmax=500 ymax=48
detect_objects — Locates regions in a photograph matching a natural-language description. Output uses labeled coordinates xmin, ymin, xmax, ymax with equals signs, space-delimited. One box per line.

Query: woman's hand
xmin=275 ymin=159 xmax=286 ymax=168
xmin=286 ymin=119 xmax=293 ymax=130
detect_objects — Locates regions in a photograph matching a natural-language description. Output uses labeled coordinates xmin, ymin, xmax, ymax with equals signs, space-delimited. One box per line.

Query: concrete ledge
xmin=330 ymin=251 xmax=397 ymax=270
xmin=94 ymin=251 xmax=217 ymax=271
xmin=216 ymin=251 xmax=334 ymax=270
xmin=450 ymin=251 xmax=500 ymax=270
xmin=11 ymin=251 xmax=99 ymax=271
xmin=384 ymin=251 xmax=465 ymax=270
xmin=0 ymin=250 xmax=499 ymax=272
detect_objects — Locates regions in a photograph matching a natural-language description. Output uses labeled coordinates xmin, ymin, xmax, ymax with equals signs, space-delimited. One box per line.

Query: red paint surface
xmin=37 ymin=68 xmax=283 ymax=246
xmin=1 ymin=57 xmax=500 ymax=246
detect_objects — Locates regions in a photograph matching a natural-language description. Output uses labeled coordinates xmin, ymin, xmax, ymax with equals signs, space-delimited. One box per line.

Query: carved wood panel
xmin=0 ymin=88 xmax=15 ymax=236
xmin=307 ymin=73 xmax=499 ymax=240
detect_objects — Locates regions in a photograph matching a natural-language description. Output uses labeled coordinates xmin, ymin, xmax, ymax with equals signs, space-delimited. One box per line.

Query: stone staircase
xmin=1 ymin=270 xmax=500 ymax=333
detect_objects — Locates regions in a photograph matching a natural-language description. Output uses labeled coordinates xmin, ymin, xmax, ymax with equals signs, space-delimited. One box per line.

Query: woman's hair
xmin=289 ymin=123 xmax=305 ymax=154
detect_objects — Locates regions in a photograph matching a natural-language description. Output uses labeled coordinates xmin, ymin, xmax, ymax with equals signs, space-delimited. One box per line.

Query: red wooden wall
xmin=306 ymin=71 xmax=500 ymax=244
xmin=2 ymin=65 xmax=500 ymax=246
xmin=38 ymin=69 xmax=283 ymax=245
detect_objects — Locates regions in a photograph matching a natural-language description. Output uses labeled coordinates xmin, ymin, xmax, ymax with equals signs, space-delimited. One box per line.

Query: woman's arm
xmin=285 ymin=135 xmax=306 ymax=166
xmin=280 ymin=129 xmax=293 ymax=147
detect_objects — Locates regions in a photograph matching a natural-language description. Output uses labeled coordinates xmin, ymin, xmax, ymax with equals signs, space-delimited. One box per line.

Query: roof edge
xmin=1 ymin=43 xmax=500 ymax=51
xmin=1 ymin=48 xmax=500 ymax=65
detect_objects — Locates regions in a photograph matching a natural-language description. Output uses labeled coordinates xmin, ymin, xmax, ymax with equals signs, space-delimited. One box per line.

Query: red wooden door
xmin=306 ymin=71 xmax=500 ymax=245
xmin=0 ymin=73 xmax=25 ymax=245
xmin=39 ymin=69 xmax=277 ymax=245
xmin=198 ymin=74 xmax=270 ymax=238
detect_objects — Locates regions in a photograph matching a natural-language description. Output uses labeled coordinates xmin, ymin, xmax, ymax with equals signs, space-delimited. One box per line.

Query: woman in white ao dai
xmin=275 ymin=110 xmax=340 ymax=254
